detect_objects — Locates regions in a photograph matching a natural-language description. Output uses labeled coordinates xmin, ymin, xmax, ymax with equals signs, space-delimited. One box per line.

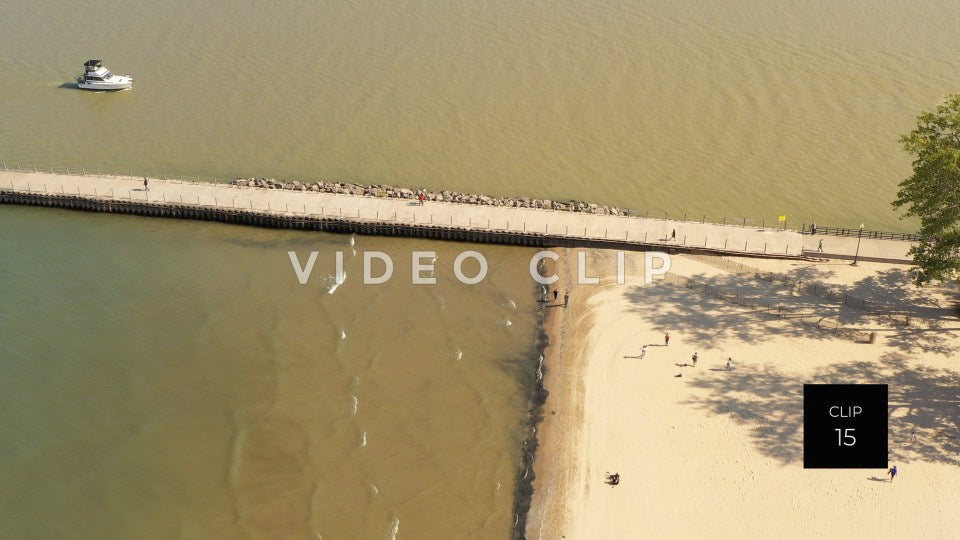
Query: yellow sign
xmin=778 ymin=214 xmax=787 ymax=222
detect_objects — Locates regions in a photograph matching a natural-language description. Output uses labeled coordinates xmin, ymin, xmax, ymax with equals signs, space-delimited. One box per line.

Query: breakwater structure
xmin=0 ymin=166 xmax=912 ymax=261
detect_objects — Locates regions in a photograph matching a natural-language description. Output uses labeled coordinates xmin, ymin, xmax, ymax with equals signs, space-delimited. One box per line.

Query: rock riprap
xmin=230 ymin=178 xmax=625 ymax=216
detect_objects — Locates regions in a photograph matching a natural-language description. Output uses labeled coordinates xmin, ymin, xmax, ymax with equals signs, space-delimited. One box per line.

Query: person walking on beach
xmin=692 ymin=352 xmax=698 ymax=367
xmin=563 ymin=292 xmax=569 ymax=308
xmin=817 ymin=239 xmax=824 ymax=253
xmin=671 ymin=229 xmax=676 ymax=241
xmin=726 ymin=357 xmax=733 ymax=371
xmin=640 ymin=345 xmax=648 ymax=359
xmin=143 ymin=177 xmax=149 ymax=191
xmin=664 ymin=333 xmax=670 ymax=346
xmin=888 ymin=465 xmax=898 ymax=482
xmin=910 ymin=427 xmax=917 ymax=443
xmin=553 ymin=289 xmax=558 ymax=301
xmin=418 ymin=193 xmax=425 ymax=206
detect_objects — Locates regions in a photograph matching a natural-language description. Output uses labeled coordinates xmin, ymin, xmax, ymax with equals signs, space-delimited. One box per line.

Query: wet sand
xmin=525 ymin=248 xmax=588 ymax=538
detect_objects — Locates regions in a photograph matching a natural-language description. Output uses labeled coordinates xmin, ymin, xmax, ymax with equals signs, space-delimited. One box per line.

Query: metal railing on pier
xmin=802 ymin=223 xmax=922 ymax=242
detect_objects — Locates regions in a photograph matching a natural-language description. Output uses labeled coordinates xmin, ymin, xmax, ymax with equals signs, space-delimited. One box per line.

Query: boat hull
xmin=77 ymin=81 xmax=133 ymax=91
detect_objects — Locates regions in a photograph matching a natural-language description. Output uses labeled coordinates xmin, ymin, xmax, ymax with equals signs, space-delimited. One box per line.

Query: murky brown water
xmin=2 ymin=1 xmax=958 ymax=537
xmin=4 ymin=1 xmax=959 ymax=230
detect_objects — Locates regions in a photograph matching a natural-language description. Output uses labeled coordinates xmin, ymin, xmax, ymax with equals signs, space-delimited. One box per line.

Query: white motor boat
xmin=76 ymin=60 xmax=133 ymax=91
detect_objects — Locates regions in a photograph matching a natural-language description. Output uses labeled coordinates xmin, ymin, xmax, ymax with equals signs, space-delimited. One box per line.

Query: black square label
xmin=803 ymin=384 xmax=888 ymax=468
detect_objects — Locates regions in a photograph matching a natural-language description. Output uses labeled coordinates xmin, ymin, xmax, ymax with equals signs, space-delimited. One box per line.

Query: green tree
xmin=894 ymin=94 xmax=960 ymax=285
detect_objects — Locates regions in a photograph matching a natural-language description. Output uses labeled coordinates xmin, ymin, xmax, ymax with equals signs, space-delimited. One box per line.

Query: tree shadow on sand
xmin=625 ymin=272 xmax=960 ymax=357
xmin=844 ymin=268 xmax=957 ymax=320
xmin=876 ymin=325 xmax=960 ymax=357
xmin=701 ymin=257 xmax=958 ymax=324
xmin=679 ymin=352 xmax=960 ymax=467
xmin=623 ymin=278 xmax=848 ymax=350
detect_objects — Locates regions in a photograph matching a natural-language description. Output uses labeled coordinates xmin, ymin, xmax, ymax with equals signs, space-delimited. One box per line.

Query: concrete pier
xmin=0 ymin=169 xmax=910 ymax=261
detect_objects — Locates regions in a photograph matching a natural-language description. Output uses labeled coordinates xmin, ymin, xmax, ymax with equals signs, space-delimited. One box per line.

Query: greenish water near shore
xmin=0 ymin=207 xmax=539 ymax=538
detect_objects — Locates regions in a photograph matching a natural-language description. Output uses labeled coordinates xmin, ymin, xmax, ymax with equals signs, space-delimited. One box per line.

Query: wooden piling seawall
xmin=0 ymin=189 xmax=808 ymax=259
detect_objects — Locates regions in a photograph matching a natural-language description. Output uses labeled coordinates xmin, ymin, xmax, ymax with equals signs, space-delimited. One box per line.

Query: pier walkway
xmin=0 ymin=170 xmax=912 ymax=261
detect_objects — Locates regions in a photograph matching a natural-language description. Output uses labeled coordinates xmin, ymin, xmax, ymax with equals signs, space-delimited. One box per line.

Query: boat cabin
xmin=82 ymin=59 xmax=111 ymax=80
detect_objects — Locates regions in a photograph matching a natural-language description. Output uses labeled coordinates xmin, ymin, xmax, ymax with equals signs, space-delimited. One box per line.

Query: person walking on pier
xmin=143 ymin=177 xmax=149 ymax=191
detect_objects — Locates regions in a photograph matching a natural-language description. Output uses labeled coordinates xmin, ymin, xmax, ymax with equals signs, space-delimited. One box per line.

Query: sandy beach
xmin=527 ymin=249 xmax=960 ymax=539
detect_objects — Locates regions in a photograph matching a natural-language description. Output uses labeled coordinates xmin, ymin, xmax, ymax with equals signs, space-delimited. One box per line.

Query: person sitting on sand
xmin=606 ymin=473 xmax=620 ymax=485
